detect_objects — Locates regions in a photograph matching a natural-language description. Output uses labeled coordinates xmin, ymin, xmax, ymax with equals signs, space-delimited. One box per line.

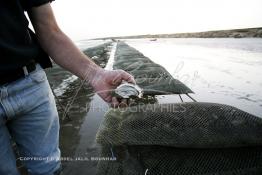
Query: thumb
xmin=119 ymin=70 xmax=136 ymax=84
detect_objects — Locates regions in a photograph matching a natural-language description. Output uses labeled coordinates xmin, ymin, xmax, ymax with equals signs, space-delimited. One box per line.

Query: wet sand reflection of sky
xmin=127 ymin=38 xmax=262 ymax=117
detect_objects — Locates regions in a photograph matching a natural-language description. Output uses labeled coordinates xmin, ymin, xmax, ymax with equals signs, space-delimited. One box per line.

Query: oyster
xmin=115 ymin=82 xmax=143 ymax=99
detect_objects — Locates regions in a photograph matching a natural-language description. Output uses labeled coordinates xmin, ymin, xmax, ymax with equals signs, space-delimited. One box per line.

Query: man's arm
xmin=28 ymin=3 xmax=134 ymax=104
xmin=28 ymin=3 xmax=98 ymax=81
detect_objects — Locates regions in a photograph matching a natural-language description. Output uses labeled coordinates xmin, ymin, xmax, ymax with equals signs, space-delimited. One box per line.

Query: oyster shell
xmin=115 ymin=82 xmax=143 ymax=99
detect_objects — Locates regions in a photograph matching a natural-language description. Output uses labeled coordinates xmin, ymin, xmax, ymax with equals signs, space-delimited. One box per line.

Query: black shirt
xmin=0 ymin=0 xmax=53 ymax=74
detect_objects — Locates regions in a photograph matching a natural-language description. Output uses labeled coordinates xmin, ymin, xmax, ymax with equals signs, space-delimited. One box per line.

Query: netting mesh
xmin=97 ymin=145 xmax=262 ymax=175
xmin=113 ymin=42 xmax=193 ymax=95
xmin=136 ymin=78 xmax=193 ymax=95
xmin=96 ymin=103 xmax=262 ymax=175
xmin=96 ymin=103 xmax=262 ymax=147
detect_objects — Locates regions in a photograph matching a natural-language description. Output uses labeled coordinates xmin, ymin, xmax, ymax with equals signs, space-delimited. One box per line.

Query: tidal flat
xmin=45 ymin=38 xmax=262 ymax=175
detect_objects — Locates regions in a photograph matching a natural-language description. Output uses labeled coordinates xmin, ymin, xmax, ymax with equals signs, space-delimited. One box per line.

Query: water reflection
xmin=45 ymin=41 xmax=112 ymax=175
xmin=127 ymin=38 xmax=262 ymax=117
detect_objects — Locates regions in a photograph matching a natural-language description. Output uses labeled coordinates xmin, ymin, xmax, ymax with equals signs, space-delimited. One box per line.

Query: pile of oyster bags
xmin=95 ymin=42 xmax=262 ymax=175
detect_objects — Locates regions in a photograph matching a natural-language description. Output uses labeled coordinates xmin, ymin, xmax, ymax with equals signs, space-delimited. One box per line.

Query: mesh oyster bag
xmin=97 ymin=145 xmax=262 ymax=175
xmin=96 ymin=103 xmax=262 ymax=175
xmin=97 ymin=103 xmax=262 ymax=147
xmin=136 ymin=78 xmax=193 ymax=95
xmin=113 ymin=42 xmax=193 ymax=95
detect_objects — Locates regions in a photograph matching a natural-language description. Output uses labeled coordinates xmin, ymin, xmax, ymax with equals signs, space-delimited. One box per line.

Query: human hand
xmin=90 ymin=68 xmax=135 ymax=107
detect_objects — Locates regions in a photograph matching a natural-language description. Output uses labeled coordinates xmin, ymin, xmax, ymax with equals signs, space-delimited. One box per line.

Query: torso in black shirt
xmin=0 ymin=0 xmax=53 ymax=74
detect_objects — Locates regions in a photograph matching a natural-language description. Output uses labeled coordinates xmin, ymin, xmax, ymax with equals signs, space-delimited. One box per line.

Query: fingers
xmin=126 ymin=74 xmax=136 ymax=84
xmin=111 ymin=70 xmax=135 ymax=86
xmin=119 ymin=99 xmax=128 ymax=108
xmin=97 ymin=69 xmax=135 ymax=106
xmin=117 ymin=70 xmax=136 ymax=84
xmin=111 ymin=97 xmax=119 ymax=108
xmin=111 ymin=97 xmax=130 ymax=108
xmin=104 ymin=95 xmax=112 ymax=103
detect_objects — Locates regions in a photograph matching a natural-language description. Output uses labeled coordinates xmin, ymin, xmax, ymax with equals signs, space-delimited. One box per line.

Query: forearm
xmin=28 ymin=4 xmax=102 ymax=82
xmin=38 ymin=29 xmax=102 ymax=81
xmin=28 ymin=3 xmax=135 ymax=104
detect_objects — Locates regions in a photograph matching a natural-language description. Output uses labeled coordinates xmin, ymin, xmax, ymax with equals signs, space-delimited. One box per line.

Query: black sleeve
xmin=20 ymin=0 xmax=55 ymax=11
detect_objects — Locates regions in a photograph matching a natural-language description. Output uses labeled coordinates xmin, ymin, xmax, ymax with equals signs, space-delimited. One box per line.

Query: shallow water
xmin=45 ymin=41 xmax=112 ymax=174
xmin=126 ymin=38 xmax=262 ymax=117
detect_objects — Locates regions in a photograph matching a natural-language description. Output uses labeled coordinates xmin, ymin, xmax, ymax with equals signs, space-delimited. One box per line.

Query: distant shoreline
xmin=95 ymin=27 xmax=262 ymax=40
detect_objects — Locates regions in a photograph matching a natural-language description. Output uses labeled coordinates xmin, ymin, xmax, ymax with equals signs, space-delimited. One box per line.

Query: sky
xmin=51 ymin=0 xmax=262 ymax=41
